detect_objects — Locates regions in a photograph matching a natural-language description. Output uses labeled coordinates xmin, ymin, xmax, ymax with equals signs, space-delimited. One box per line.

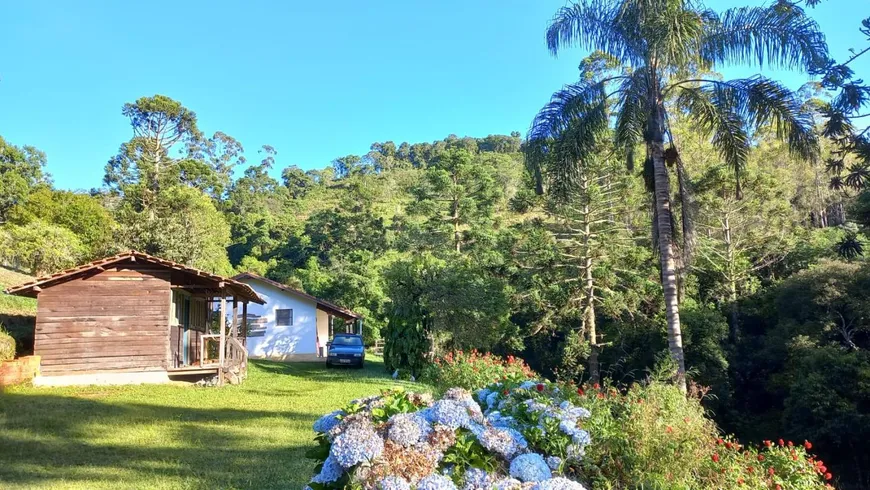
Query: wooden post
xmin=231 ymin=297 xmax=239 ymax=340
xmin=219 ymin=294 xmax=226 ymax=386
xmin=242 ymin=301 xmax=248 ymax=346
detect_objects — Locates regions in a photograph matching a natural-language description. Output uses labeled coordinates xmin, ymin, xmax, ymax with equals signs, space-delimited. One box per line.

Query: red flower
xmin=776 ymin=485 xmax=782 ymax=490
xmin=769 ymin=467 xmax=775 ymax=476
xmin=597 ymin=392 xmax=605 ymax=399
xmin=725 ymin=442 xmax=733 ymax=450
xmin=737 ymin=478 xmax=744 ymax=485
xmin=502 ymin=390 xmax=509 ymax=395
xmin=757 ymin=454 xmax=764 ymax=462
xmin=804 ymin=440 xmax=813 ymax=450
xmin=778 ymin=438 xmax=785 ymax=446
xmin=764 ymin=440 xmax=772 ymax=448
xmin=746 ymin=466 xmax=754 ymax=474
xmin=593 ymin=382 xmax=600 ymax=390
xmin=577 ymin=388 xmax=584 ymax=396
xmin=717 ymin=438 xmax=724 ymax=445
xmin=666 ymin=426 xmax=673 ymax=433
xmin=819 ymin=465 xmax=828 ymax=473
xmin=787 ymin=441 xmax=794 ymax=447
xmin=536 ymin=383 xmax=545 ymax=392
xmin=825 ymin=472 xmax=832 ymax=480
xmin=711 ymin=453 xmax=720 ymax=463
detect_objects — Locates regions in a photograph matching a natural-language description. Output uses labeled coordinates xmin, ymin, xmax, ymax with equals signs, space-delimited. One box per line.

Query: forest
xmin=1 ymin=0 xmax=870 ymax=487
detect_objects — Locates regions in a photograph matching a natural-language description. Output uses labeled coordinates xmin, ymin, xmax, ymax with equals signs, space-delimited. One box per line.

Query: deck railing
xmin=226 ymin=337 xmax=248 ymax=382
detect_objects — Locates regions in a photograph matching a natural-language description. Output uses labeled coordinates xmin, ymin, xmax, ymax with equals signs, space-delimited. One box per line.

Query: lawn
xmin=0 ymin=266 xmax=36 ymax=355
xmin=0 ymin=358 xmax=423 ymax=489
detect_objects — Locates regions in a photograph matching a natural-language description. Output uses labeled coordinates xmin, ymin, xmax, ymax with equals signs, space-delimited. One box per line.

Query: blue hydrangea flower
xmin=531 ymin=477 xmax=587 ymax=490
xmin=572 ymin=429 xmax=591 ymax=446
xmin=313 ymin=410 xmax=343 ymax=433
xmin=493 ymin=477 xmax=523 ymax=490
xmin=388 ymin=413 xmax=430 ymax=446
xmin=519 ymin=381 xmax=537 ymax=390
xmin=428 ymin=400 xmax=470 ymax=428
xmin=462 ymin=468 xmax=491 ymax=490
xmin=509 ymin=453 xmax=553 ymax=482
xmin=546 ymin=456 xmax=562 ymax=471
xmin=566 ymin=444 xmax=586 ymax=460
xmin=523 ymin=399 xmax=548 ymax=413
xmin=477 ymin=388 xmax=491 ymax=403
xmin=479 ymin=428 xmax=518 ymax=458
xmin=486 ymin=411 xmax=517 ymax=429
xmin=330 ymin=426 xmax=384 ymax=468
xmin=503 ymin=427 xmax=528 ymax=450
xmin=378 ymin=476 xmax=411 ymax=490
xmin=417 ymin=474 xmax=458 ymax=490
xmin=558 ymin=401 xmax=591 ymax=421
xmin=311 ymin=455 xmax=343 ymax=483
xmin=465 ymin=421 xmax=487 ymax=439
xmin=485 ymin=391 xmax=500 ymax=409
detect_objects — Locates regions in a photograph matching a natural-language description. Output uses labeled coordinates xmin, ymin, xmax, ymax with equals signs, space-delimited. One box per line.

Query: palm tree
xmin=526 ymin=0 xmax=827 ymax=390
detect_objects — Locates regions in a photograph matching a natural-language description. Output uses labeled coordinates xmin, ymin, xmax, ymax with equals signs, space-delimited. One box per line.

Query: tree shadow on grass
xmin=0 ymin=393 xmax=316 ymax=489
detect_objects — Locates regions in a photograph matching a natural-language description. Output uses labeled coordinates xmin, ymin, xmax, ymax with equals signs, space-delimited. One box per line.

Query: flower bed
xmin=305 ymin=379 xmax=836 ymax=490
xmin=420 ymin=350 xmax=537 ymax=392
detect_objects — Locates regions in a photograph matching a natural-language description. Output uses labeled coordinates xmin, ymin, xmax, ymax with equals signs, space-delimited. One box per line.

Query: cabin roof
xmin=4 ymin=251 xmax=266 ymax=304
xmin=232 ymin=272 xmax=361 ymax=320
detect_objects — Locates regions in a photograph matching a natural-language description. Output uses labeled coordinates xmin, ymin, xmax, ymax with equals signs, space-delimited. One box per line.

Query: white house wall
xmin=236 ymin=279 xmax=319 ymax=360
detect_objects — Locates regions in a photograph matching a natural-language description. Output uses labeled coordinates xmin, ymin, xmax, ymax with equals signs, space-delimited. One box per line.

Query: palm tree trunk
xmin=651 ymin=141 xmax=688 ymax=391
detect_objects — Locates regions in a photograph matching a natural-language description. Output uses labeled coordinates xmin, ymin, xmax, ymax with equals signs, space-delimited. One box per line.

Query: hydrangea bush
xmin=306 ymin=383 xmax=593 ymax=490
xmin=306 ymin=380 xmax=837 ymax=490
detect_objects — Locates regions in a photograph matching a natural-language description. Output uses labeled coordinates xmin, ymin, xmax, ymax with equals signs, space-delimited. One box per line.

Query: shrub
xmin=0 ymin=324 xmax=15 ymax=361
xmin=305 ymin=376 xmax=836 ymax=490
xmin=421 ymin=350 xmax=537 ymax=392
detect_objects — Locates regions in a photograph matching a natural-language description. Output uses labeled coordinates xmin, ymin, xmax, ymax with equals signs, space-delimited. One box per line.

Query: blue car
xmin=326 ymin=334 xmax=365 ymax=368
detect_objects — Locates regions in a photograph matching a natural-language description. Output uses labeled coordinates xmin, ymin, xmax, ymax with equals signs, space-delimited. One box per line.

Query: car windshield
xmin=332 ymin=336 xmax=362 ymax=346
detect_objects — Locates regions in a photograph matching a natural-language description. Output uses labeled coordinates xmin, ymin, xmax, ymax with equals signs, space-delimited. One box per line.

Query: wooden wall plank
xmin=33 ymin=262 xmax=172 ymax=374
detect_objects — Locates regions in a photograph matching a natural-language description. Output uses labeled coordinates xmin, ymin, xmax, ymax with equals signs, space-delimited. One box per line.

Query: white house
xmin=232 ymin=273 xmax=361 ymax=361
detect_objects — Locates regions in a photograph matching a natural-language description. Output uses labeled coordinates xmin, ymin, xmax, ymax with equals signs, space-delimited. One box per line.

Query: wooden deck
xmin=166 ymin=364 xmax=220 ymax=376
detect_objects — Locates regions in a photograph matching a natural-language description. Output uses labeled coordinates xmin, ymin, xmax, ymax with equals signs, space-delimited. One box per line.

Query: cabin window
xmin=276 ymin=309 xmax=293 ymax=326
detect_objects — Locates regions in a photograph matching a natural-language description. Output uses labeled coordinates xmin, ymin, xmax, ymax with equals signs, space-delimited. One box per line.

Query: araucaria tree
xmin=528 ymin=0 xmax=826 ymax=389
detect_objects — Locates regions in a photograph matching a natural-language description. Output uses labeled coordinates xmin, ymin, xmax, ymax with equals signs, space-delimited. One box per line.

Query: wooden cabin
xmin=4 ymin=251 xmax=264 ymax=386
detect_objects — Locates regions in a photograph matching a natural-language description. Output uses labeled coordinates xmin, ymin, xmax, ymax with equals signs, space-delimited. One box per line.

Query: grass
xmin=0 ymin=357 xmax=425 ymax=489
xmin=0 ymin=266 xmax=36 ymax=316
xmin=0 ymin=266 xmax=37 ymax=355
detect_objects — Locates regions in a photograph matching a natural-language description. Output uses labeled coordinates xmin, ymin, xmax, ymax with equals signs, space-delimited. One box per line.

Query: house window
xmin=276 ymin=309 xmax=293 ymax=327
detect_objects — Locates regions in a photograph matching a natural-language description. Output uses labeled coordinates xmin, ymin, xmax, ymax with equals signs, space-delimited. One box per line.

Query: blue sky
xmin=0 ymin=0 xmax=865 ymax=191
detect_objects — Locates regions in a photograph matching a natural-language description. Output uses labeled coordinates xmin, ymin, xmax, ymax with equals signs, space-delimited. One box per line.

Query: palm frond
xmin=547 ymin=0 xmax=640 ymax=64
xmin=700 ymin=3 xmax=827 ymax=70
xmin=674 ymin=76 xmax=819 ymax=162
xmin=675 ymin=85 xmax=750 ymax=177
xmin=614 ymin=69 xmax=649 ymax=172
xmin=528 ymin=80 xmax=610 ymax=146
xmin=526 ymin=80 xmax=612 ymax=199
